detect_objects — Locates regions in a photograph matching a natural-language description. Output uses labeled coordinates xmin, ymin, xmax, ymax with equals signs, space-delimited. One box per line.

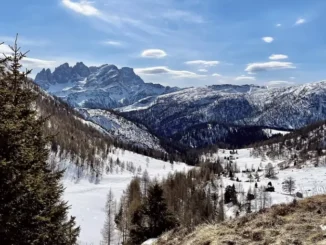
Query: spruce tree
xmin=0 ymin=38 xmax=79 ymax=244
xmin=129 ymin=183 xmax=177 ymax=244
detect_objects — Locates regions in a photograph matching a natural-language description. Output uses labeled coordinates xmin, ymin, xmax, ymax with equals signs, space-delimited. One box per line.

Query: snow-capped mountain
xmin=120 ymin=82 xmax=326 ymax=147
xmin=34 ymin=62 xmax=179 ymax=109
xmin=35 ymin=62 xmax=326 ymax=148
xmin=78 ymin=108 xmax=165 ymax=152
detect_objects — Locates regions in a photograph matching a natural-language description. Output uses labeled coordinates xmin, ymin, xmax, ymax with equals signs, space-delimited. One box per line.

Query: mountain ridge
xmin=34 ymin=62 xmax=179 ymax=109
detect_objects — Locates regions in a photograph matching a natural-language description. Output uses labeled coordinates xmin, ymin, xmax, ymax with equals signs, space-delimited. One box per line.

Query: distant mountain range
xmin=120 ymin=82 xmax=326 ymax=147
xmin=35 ymin=62 xmax=326 ymax=149
xmin=34 ymin=62 xmax=179 ymax=109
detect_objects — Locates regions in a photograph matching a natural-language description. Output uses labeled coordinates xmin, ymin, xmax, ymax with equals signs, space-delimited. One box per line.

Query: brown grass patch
xmin=156 ymin=195 xmax=326 ymax=245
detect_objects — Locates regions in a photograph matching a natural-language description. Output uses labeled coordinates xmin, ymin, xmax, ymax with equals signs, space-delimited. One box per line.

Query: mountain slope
xmin=32 ymin=83 xmax=192 ymax=244
xmin=120 ymin=82 xmax=326 ymax=148
xmin=34 ymin=82 xmax=171 ymax=168
xmin=78 ymin=108 xmax=165 ymax=152
xmin=156 ymin=195 xmax=326 ymax=245
xmin=35 ymin=62 xmax=179 ymax=109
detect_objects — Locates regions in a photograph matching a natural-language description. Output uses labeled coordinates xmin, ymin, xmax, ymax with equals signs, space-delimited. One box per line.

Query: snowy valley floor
xmin=62 ymin=148 xmax=326 ymax=244
xmin=62 ymin=149 xmax=192 ymax=244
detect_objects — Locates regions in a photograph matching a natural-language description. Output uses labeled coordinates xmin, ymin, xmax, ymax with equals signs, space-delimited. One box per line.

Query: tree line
xmin=102 ymin=160 xmax=224 ymax=245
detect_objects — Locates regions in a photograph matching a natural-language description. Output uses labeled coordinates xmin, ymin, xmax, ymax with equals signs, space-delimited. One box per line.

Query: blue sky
xmin=0 ymin=0 xmax=325 ymax=87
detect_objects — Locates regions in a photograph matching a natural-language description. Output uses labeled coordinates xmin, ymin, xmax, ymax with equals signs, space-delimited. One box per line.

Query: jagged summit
xmin=34 ymin=62 xmax=179 ymax=109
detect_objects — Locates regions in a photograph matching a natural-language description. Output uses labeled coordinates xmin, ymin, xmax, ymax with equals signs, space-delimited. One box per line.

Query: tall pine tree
xmin=0 ymin=37 xmax=79 ymax=244
xmin=129 ymin=183 xmax=177 ymax=244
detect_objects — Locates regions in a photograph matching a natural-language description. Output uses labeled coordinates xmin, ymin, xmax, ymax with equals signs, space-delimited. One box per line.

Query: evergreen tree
xmin=0 ymin=38 xmax=79 ymax=244
xmin=129 ymin=183 xmax=177 ymax=244
xmin=224 ymin=185 xmax=237 ymax=204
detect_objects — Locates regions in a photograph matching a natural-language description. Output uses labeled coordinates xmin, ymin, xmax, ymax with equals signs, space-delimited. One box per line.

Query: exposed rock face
xmin=34 ymin=62 xmax=179 ymax=108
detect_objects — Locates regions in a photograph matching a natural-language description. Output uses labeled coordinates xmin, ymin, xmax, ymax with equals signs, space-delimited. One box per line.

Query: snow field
xmin=204 ymin=148 xmax=326 ymax=214
xmin=62 ymin=148 xmax=192 ymax=244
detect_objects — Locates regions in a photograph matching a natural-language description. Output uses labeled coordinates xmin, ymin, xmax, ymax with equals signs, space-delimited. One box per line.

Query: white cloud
xmin=103 ymin=40 xmax=122 ymax=46
xmin=235 ymin=75 xmax=256 ymax=81
xmin=212 ymin=73 xmax=221 ymax=77
xmin=262 ymin=37 xmax=274 ymax=43
xmin=267 ymin=80 xmax=294 ymax=87
xmin=185 ymin=60 xmax=219 ymax=67
xmin=276 ymin=23 xmax=282 ymax=27
xmin=269 ymin=54 xmax=288 ymax=60
xmin=141 ymin=49 xmax=167 ymax=58
xmin=295 ymin=18 xmax=306 ymax=25
xmin=21 ymin=58 xmax=56 ymax=69
xmin=0 ymin=43 xmax=12 ymax=54
xmin=62 ymin=0 xmax=100 ymax=16
xmin=0 ymin=44 xmax=56 ymax=69
xmin=62 ymin=0 xmax=166 ymax=36
xmin=135 ymin=66 xmax=205 ymax=78
xmin=290 ymin=77 xmax=296 ymax=80
xmin=245 ymin=61 xmax=296 ymax=73
xmin=198 ymin=69 xmax=208 ymax=73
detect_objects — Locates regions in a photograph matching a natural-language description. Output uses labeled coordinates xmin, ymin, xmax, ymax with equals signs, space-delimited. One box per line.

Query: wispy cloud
xmin=267 ymin=80 xmax=294 ymax=87
xmin=141 ymin=49 xmax=167 ymax=58
xmin=103 ymin=40 xmax=123 ymax=46
xmin=185 ymin=60 xmax=219 ymax=67
xmin=235 ymin=75 xmax=256 ymax=81
xmin=212 ymin=73 xmax=221 ymax=77
xmin=0 ymin=44 xmax=56 ymax=69
xmin=198 ymin=68 xmax=208 ymax=73
xmin=276 ymin=23 xmax=282 ymax=27
xmin=61 ymin=0 xmax=168 ymax=37
xmin=245 ymin=61 xmax=296 ymax=73
xmin=0 ymin=35 xmax=49 ymax=47
xmin=22 ymin=57 xmax=57 ymax=69
xmin=295 ymin=18 xmax=306 ymax=25
xmin=269 ymin=54 xmax=288 ymax=60
xmin=262 ymin=37 xmax=274 ymax=43
xmin=162 ymin=10 xmax=204 ymax=23
xmin=135 ymin=66 xmax=205 ymax=78
xmin=62 ymin=0 xmax=100 ymax=16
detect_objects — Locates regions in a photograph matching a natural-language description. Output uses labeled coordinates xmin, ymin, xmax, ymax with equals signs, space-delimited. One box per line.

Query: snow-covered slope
xmin=34 ymin=62 xmax=179 ymax=109
xmin=78 ymin=108 xmax=165 ymax=152
xmin=60 ymin=148 xmax=192 ymax=244
xmin=203 ymin=148 xmax=326 ymax=209
xmin=120 ymin=82 xmax=326 ymax=147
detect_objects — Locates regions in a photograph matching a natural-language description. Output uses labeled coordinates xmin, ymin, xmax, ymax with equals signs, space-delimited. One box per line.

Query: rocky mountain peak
xmin=34 ymin=62 xmax=179 ymax=109
xmin=72 ymin=62 xmax=90 ymax=79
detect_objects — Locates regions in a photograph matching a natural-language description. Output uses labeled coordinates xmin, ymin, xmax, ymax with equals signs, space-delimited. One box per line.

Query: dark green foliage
xmin=0 ymin=39 xmax=79 ymax=244
xmin=128 ymin=183 xmax=177 ymax=245
xmin=120 ymin=161 xmax=223 ymax=244
xmin=224 ymin=185 xmax=237 ymax=204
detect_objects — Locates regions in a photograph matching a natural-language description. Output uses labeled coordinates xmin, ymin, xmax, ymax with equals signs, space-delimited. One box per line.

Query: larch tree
xmin=265 ymin=162 xmax=276 ymax=179
xmin=102 ymin=188 xmax=116 ymax=245
xmin=282 ymin=177 xmax=296 ymax=195
xmin=0 ymin=38 xmax=79 ymax=244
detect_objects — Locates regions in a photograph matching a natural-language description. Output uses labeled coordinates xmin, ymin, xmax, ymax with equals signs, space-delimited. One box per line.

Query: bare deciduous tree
xmin=282 ymin=177 xmax=296 ymax=195
xmin=102 ymin=189 xmax=116 ymax=245
xmin=265 ymin=163 xmax=276 ymax=179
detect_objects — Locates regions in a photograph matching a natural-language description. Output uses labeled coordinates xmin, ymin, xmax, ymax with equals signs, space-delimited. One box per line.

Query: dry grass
xmin=156 ymin=195 xmax=326 ymax=245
